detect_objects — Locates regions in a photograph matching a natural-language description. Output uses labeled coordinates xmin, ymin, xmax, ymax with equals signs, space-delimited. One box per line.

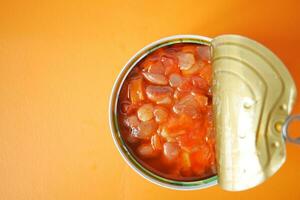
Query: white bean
xmin=138 ymin=143 xmax=157 ymax=158
xmin=153 ymin=107 xmax=168 ymax=123
xmin=169 ymin=73 xmax=183 ymax=88
xmin=163 ymin=142 xmax=180 ymax=160
xmin=137 ymin=104 xmax=154 ymax=122
xmin=145 ymin=85 xmax=173 ymax=102
xmin=136 ymin=120 xmax=157 ymax=139
xmin=124 ymin=115 xmax=139 ymax=128
xmin=143 ymin=72 xmax=168 ymax=85
xmin=177 ymin=52 xmax=195 ymax=70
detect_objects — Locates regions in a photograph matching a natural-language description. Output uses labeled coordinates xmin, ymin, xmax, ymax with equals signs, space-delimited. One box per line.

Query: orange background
xmin=1 ymin=0 xmax=300 ymax=199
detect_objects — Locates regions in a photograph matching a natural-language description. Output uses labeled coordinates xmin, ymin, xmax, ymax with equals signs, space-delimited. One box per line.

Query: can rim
xmin=108 ymin=34 xmax=218 ymax=190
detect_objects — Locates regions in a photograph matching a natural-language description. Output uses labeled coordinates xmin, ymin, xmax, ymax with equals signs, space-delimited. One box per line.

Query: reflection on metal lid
xmin=211 ymin=35 xmax=297 ymax=191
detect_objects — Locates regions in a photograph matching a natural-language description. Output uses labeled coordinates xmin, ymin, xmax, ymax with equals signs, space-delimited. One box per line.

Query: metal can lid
xmin=211 ymin=35 xmax=297 ymax=191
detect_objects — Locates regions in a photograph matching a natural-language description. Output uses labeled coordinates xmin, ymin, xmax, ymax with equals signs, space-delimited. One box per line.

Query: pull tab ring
xmin=282 ymin=115 xmax=300 ymax=145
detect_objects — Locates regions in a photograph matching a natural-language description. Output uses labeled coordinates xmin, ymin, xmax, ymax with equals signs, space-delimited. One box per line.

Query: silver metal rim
xmin=282 ymin=114 xmax=300 ymax=145
xmin=108 ymin=34 xmax=218 ymax=190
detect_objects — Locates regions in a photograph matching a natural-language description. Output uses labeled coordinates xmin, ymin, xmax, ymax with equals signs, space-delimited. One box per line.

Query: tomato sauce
xmin=117 ymin=43 xmax=216 ymax=181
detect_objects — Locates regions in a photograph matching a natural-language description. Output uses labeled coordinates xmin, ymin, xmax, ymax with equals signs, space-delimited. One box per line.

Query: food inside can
xmin=117 ymin=43 xmax=216 ymax=181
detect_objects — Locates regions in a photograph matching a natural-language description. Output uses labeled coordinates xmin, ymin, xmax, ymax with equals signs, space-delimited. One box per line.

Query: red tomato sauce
xmin=117 ymin=43 xmax=216 ymax=181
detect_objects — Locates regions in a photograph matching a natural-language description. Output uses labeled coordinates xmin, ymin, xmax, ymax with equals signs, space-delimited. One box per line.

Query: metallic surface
xmin=282 ymin=115 xmax=300 ymax=144
xmin=211 ymin=35 xmax=297 ymax=191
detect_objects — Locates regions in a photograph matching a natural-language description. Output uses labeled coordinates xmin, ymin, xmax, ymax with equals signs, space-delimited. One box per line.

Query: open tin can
xmin=109 ymin=34 xmax=298 ymax=191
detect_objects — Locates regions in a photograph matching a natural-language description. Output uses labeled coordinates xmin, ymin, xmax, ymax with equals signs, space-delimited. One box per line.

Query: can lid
xmin=211 ymin=35 xmax=297 ymax=191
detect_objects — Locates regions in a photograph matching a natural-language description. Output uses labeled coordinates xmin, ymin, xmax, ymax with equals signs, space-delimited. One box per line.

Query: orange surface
xmin=0 ymin=1 xmax=300 ymax=199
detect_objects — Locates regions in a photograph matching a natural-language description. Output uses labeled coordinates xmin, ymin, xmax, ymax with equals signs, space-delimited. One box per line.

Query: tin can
xmin=109 ymin=34 xmax=297 ymax=191
xmin=109 ymin=35 xmax=218 ymax=190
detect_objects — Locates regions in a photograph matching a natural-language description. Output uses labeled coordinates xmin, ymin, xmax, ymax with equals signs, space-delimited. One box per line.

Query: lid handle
xmin=282 ymin=115 xmax=300 ymax=145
